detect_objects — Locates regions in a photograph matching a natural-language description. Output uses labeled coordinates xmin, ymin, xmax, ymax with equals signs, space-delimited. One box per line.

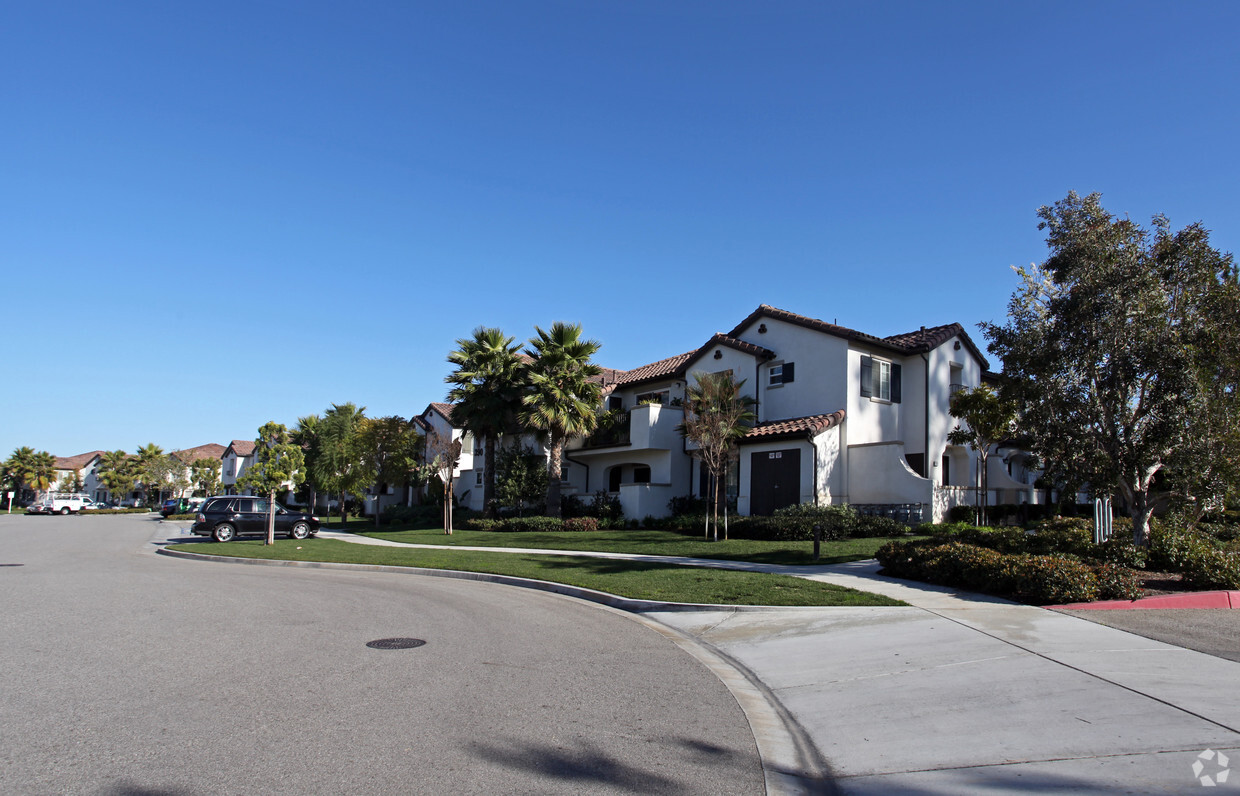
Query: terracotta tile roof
xmin=171 ymin=443 xmax=226 ymax=464
xmin=740 ymin=410 xmax=846 ymax=444
xmin=727 ymin=305 xmax=989 ymax=369
xmin=227 ymin=440 xmax=256 ymax=457
xmin=426 ymin=402 xmax=456 ymax=423
xmin=54 ymin=451 xmax=104 ymax=471
xmin=615 ymin=351 xmax=696 ymax=387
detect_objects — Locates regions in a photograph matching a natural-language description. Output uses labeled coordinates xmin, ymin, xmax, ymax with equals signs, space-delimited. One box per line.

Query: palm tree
xmin=446 ymin=327 xmax=527 ymax=518
xmin=292 ymin=414 xmax=322 ymax=513
xmin=2 ymin=447 xmax=56 ymax=503
xmin=521 ymin=323 xmax=603 ymax=518
xmin=680 ymin=371 xmax=757 ymax=541
xmin=133 ymin=443 xmax=165 ymax=506
xmin=311 ymin=403 xmax=371 ymax=522
xmin=97 ymin=450 xmax=134 ymax=504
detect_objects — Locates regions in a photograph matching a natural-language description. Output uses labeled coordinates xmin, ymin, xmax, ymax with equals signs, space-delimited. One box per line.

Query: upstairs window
xmin=859 ymin=355 xmax=901 ymax=403
xmin=768 ymin=362 xmax=795 ymax=387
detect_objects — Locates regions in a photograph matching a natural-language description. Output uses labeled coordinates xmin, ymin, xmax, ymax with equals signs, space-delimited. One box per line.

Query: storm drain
xmin=366 ymin=638 xmax=426 ymax=650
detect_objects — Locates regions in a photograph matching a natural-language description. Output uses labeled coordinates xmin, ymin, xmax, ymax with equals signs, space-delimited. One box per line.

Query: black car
xmin=190 ymin=495 xmax=320 ymax=542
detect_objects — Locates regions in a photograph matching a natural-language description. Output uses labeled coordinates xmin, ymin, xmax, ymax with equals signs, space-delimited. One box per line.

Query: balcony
xmin=579 ymin=404 xmax=683 ymax=453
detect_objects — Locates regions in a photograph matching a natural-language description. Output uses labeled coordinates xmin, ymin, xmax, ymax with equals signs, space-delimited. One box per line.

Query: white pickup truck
xmin=31 ymin=493 xmax=97 ymax=515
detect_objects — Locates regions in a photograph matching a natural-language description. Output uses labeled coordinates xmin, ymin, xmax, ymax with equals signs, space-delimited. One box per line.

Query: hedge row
xmin=875 ymin=540 xmax=1144 ymax=604
xmin=460 ymin=516 xmax=599 ymax=533
xmin=662 ymin=504 xmax=911 ymax=541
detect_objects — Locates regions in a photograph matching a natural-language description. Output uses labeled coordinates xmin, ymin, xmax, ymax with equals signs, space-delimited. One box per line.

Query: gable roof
xmin=171 ymin=443 xmax=227 ymax=464
xmin=226 ymin=440 xmax=256 ymax=457
xmin=424 ymin=402 xmax=456 ymax=424
xmin=613 ymin=334 xmax=777 ymax=391
xmin=727 ymin=305 xmax=989 ymax=369
xmin=739 ymin=410 xmax=846 ymax=444
xmin=54 ymin=451 xmax=104 ymax=471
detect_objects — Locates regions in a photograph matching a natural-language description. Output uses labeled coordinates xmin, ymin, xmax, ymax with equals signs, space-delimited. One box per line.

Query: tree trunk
xmin=1131 ymin=488 xmax=1153 ymax=547
xmin=711 ymin=471 xmax=720 ymax=543
xmin=484 ymin=436 xmax=497 ymax=519
xmin=546 ymin=436 xmax=564 ymax=518
xmin=266 ymin=489 xmax=276 ymax=545
xmin=339 ymin=490 xmax=348 ymax=524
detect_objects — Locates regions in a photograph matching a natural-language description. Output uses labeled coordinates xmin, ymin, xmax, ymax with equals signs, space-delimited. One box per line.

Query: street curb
xmin=155 ymin=545 xmax=837 ymax=794
xmin=1051 ymin=590 xmax=1240 ymax=610
xmin=154 ymin=546 xmax=847 ymax=613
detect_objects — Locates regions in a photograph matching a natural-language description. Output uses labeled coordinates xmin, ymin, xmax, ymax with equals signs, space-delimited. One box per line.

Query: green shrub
xmin=771 ymin=503 xmax=859 ymax=540
xmin=854 ymin=514 xmax=910 ymax=538
xmin=563 ymin=517 xmax=598 ymax=533
xmin=461 ymin=518 xmax=503 ymax=532
xmin=1093 ymin=563 xmax=1145 ymax=601
xmin=876 ymin=539 xmax=1108 ymax=604
xmin=947 ymin=505 xmax=978 ymax=524
xmin=918 ymin=521 xmax=979 ymax=537
xmin=500 ymin=516 xmax=564 ymax=532
xmin=382 ymin=504 xmax=444 ymax=525
xmin=165 ymin=513 xmax=197 ymax=521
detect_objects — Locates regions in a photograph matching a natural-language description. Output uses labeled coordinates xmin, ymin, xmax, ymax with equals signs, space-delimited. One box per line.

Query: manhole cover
xmin=366 ymin=638 xmax=426 ymax=650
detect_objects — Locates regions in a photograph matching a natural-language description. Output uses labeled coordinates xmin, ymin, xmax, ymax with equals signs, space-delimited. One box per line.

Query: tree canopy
xmin=983 ymin=192 xmax=1240 ymax=544
xmin=237 ymin=421 xmax=305 ymax=544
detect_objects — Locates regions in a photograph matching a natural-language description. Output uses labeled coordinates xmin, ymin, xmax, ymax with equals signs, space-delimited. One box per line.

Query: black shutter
xmin=891 ymin=363 xmax=902 ymax=403
xmin=782 ymin=362 xmax=795 ymax=384
xmin=860 ymin=356 xmax=872 ymax=397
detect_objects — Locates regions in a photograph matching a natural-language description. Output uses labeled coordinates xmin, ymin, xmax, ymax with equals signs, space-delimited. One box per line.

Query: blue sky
xmin=4 ymin=1 xmax=1239 ymax=458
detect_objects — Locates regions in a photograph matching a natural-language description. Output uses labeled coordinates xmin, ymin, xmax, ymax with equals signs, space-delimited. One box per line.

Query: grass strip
xmin=355 ymin=527 xmax=924 ymax=566
xmin=166 ymin=538 xmax=904 ymax=607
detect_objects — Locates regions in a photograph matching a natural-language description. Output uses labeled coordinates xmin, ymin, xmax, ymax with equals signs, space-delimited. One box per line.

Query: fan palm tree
xmin=312 ymin=403 xmax=371 ymax=522
xmin=521 ymin=323 xmax=603 ymax=518
xmin=680 ymin=371 xmax=757 ymax=541
xmin=293 ymin=414 xmax=323 ymax=513
xmin=97 ymin=450 xmax=134 ymax=504
xmin=133 ymin=443 xmax=165 ymax=506
xmin=446 ymin=327 xmax=528 ymax=518
xmin=2 ymin=447 xmax=57 ymax=502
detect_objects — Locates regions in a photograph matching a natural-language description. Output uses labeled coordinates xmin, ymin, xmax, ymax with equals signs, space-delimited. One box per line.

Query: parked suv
xmin=190 ymin=496 xmax=320 ymax=542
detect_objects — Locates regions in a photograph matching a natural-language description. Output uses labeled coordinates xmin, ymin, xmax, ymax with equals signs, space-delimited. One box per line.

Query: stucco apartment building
xmin=426 ymin=305 xmax=1038 ymax=522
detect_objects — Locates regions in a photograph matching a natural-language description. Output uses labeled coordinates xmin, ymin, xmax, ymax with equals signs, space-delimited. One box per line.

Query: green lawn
xmin=165 ymin=538 xmax=904 ymax=607
xmin=353 ymin=526 xmax=921 ymax=566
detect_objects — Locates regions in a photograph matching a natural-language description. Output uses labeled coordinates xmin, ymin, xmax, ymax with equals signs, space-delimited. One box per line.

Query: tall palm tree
xmin=97 ymin=450 xmax=134 ymax=504
xmin=312 ymin=403 xmax=370 ymax=522
xmin=133 ymin=443 xmax=165 ymax=506
xmin=292 ymin=414 xmax=322 ymax=513
xmin=521 ymin=323 xmax=603 ymax=518
xmin=2 ymin=447 xmax=56 ymax=502
xmin=446 ymin=327 xmax=527 ymax=518
xmin=680 ymin=371 xmax=757 ymax=541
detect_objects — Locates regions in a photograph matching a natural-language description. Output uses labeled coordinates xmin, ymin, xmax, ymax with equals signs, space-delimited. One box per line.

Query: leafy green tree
xmin=2 ymin=447 xmax=57 ymax=502
xmin=446 ymin=327 xmax=528 ymax=518
xmin=190 ymin=458 xmax=222 ymax=497
xmin=97 ymin=450 xmax=135 ymax=505
xmin=680 ymin=371 xmax=756 ymax=541
xmin=983 ymin=191 xmax=1240 ymax=545
xmin=133 ymin=443 xmax=165 ymax=505
xmin=237 ymin=422 xmax=306 ymax=545
xmin=311 ymin=403 xmax=371 ymax=523
xmin=493 ymin=444 xmax=548 ymax=516
xmin=147 ymin=453 xmax=191 ymax=500
xmin=947 ymin=384 xmax=1018 ymax=526
xmin=360 ymin=415 xmax=424 ymax=526
xmin=521 ymin=323 xmax=603 ymax=518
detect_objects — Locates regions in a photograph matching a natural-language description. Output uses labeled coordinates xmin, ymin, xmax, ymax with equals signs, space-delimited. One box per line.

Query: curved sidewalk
xmin=317 ymin=529 xmax=1240 ymax=793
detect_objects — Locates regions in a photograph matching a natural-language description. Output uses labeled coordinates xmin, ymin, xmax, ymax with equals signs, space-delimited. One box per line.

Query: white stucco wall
xmin=729 ymin=317 xmax=849 ymax=424
xmin=847 ymin=441 xmax=933 ymax=506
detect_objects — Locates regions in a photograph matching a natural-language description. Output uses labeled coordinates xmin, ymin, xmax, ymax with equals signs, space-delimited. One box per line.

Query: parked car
xmin=190 ymin=495 xmax=320 ymax=542
xmin=31 ymin=493 xmax=94 ymax=515
xmin=27 ymin=501 xmax=50 ymax=515
xmin=162 ymin=497 xmax=207 ymax=516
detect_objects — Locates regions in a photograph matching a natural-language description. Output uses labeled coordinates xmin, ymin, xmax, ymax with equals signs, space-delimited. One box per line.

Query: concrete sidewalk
xmin=316 ymin=530 xmax=1240 ymax=793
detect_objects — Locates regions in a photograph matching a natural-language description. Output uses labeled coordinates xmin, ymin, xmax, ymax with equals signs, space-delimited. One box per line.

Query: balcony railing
xmin=583 ymin=413 xmax=631 ymax=448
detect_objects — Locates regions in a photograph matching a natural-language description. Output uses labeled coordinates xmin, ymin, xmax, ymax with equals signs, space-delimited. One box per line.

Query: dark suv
xmin=191 ymin=495 xmax=320 ymax=542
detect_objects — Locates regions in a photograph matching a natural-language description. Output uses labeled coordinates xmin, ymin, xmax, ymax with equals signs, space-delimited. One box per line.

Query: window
xmin=475 ymin=471 xmax=483 ymax=486
xmin=859 ymin=355 xmax=901 ymax=403
xmin=633 ymin=465 xmax=651 ymax=484
xmin=768 ymin=362 xmax=795 ymax=387
xmin=635 ymin=390 xmax=669 ymax=405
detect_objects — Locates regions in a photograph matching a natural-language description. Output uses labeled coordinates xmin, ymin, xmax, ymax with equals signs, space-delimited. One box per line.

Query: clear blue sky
xmin=4 ymin=1 xmax=1238 ymax=458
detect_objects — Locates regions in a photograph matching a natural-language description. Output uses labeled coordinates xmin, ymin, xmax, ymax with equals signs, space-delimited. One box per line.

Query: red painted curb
xmin=1052 ymin=590 xmax=1240 ymax=610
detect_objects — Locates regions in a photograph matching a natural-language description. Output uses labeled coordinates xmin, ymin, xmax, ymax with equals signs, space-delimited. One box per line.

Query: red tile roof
xmin=227 ymin=440 xmax=256 ymax=457
xmin=740 ymin=410 xmax=846 ymax=443
xmin=54 ymin=451 xmax=104 ymax=471
xmin=171 ymin=443 xmax=226 ymax=464
xmin=727 ymin=305 xmax=989 ymax=369
xmin=426 ymin=402 xmax=456 ymax=423
xmin=614 ymin=334 xmax=777 ymax=390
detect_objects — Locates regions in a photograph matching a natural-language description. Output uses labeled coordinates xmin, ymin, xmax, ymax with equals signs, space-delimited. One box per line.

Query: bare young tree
xmin=680 ymin=371 xmax=756 ymax=541
xmin=426 ymin=430 xmax=462 ymax=534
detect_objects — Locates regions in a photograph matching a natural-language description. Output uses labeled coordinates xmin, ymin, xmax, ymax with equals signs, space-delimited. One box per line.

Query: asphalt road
xmin=0 ymin=514 xmax=764 ymax=795
xmin=1058 ymin=608 xmax=1240 ymax=663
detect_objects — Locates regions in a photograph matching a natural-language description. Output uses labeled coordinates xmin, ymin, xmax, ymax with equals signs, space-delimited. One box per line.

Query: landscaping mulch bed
xmin=1139 ymin=570 xmax=1189 ymax=596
